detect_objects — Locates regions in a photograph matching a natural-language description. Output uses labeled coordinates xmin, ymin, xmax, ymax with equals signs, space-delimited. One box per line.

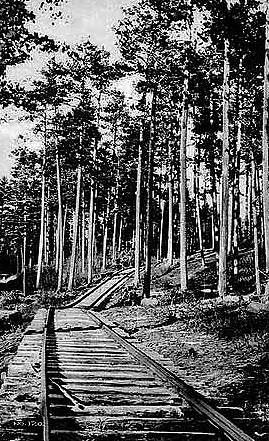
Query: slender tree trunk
xmin=92 ymin=211 xmax=96 ymax=270
xmin=210 ymin=157 xmax=219 ymax=251
xmin=56 ymin=142 xmax=63 ymax=292
xmin=143 ymin=87 xmax=157 ymax=298
xmin=134 ymin=118 xmax=144 ymax=286
xmin=141 ymin=216 xmax=146 ymax=261
xmin=179 ymin=74 xmax=189 ymax=292
xmin=244 ymin=165 xmax=250 ymax=238
xmin=263 ymin=1 xmax=269 ymax=273
xmin=88 ymin=92 xmax=102 ymax=283
xmin=194 ymin=141 xmax=205 ymax=267
xmin=209 ymin=96 xmax=219 ymax=252
xmin=62 ymin=205 xmax=67 ymax=263
xmin=167 ymin=135 xmax=173 ymax=266
xmin=22 ymin=213 xmax=27 ymax=296
xmin=36 ymin=111 xmax=48 ymax=288
xmin=87 ymin=186 xmax=95 ymax=284
xmin=112 ymin=117 xmax=119 ymax=264
xmin=46 ymin=186 xmax=53 ymax=265
xmin=81 ymin=192 xmax=85 ymax=273
xmin=118 ymin=215 xmax=123 ymax=254
xmin=218 ymin=39 xmax=230 ymax=297
xmin=159 ymin=200 xmax=165 ymax=261
xmin=16 ymin=242 xmax=20 ymax=274
xmin=228 ymin=187 xmax=234 ymax=255
xmin=36 ymin=109 xmax=47 ymax=289
xmin=252 ymin=154 xmax=261 ymax=296
xmin=257 ymin=166 xmax=264 ymax=240
xmin=55 ymin=214 xmax=59 ymax=272
xmin=248 ymin=169 xmax=253 ymax=237
xmin=36 ymin=159 xmax=46 ymax=289
xmin=233 ymin=66 xmax=242 ymax=280
xmin=156 ymin=165 xmax=163 ymax=261
xmin=102 ymin=190 xmax=111 ymax=271
xmin=68 ymin=135 xmax=82 ymax=291
xmin=112 ymin=206 xmax=118 ymax=263
xmin=132 ymin=229 xmax=135 ymax=250
xmin=44 ymin=199 xmax=48 ymax=266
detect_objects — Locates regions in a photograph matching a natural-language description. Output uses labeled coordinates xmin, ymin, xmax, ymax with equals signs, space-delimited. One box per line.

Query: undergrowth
xmin=177 ymin=300 xmax=269 ymax=339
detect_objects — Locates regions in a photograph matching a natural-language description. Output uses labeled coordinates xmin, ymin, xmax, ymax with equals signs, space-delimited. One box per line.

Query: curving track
xmin=63 ymin=268 xmax=135 ymax=310
xmin=41 ymin=269 xmax=255 ymax=441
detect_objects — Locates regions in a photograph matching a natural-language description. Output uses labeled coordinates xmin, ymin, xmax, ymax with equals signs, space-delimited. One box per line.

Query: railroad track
xmin=62 ymin=267 xmax=135 ymax=310
xmin=41 ymin=270 xmax=256 ymax=441
xmin=0 ymin=267 xmax=257 ymax=440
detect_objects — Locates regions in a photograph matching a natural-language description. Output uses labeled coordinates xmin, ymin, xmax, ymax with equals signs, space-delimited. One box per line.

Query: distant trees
xmin=2 ymin=0 xmax=269 ymax=299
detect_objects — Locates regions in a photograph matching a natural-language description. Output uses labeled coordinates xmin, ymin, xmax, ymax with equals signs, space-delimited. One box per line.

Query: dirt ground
xmin=102 ymin=256 xmax=269 ymax=430
xmin=102 ymin=305 xmax=265 ymax=408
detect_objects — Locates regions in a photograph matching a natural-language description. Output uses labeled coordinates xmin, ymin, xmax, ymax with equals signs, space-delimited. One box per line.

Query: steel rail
xmin=87 ymin=268 xmax=135 ymax=309
xmin=87 ymin=309 xmax=254 ymax=441
xmin=41 ymin=306 xmax=53 ymax=441
xmin=60 ymin=267 xmax=134 ymax=309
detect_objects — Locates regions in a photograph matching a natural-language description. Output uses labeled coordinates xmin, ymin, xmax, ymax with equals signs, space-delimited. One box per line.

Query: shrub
xmin=0 ymin=290 xmax=25 ymax=308
xmin=177 ymin=300 xmax=269 ymax=339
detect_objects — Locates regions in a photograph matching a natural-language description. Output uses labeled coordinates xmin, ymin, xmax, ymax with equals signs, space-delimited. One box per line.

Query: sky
xmin=0 ymin=0 xmax=132 ymax=178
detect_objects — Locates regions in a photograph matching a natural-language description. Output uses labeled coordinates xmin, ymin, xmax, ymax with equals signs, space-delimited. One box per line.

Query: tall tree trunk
xmin=143 ymin=87 xmax=157 ymax=298
xmin=36 ymin=142 xmax=46 ymax=289
xmin=156 ymin=164 xmax=163 ymax=262
xmin=55 ymin=213 xmax=59 ymax=272
xmin=68 ymin=134 xmax=82 ymax=291
xmin=233 ymin=65 xmax=243 ymax=281
xmin=159 ymin=200 xmax=165 ymax=261
xmin=248 ymin=168 xmax=253 ymax=237
xmin=81 ymin=192 xmax=85 ymax=273
xmin=118 ymin=215 xmax=123 ymax=254
xmin=62 ymin=205 xmax=67 ymax=263
xmin=92 ymin=211 xmax=96 ymax=271
xmin=44 ymin=197 xmax=48 ymax=266
xmin=36 ymin=110 xmax=48 ymax=288
xmin=244 ymin=165 xmax=250 ymax=238
xmin=209 ymin=96 xmax=219 ymax=252
xmin=102 ymin=190 xmax=111 ymax=271
xmin=210 ymin=155 xmax=219 ymax=251
xmin=112 ymin=117 xmax=119 ymax=264
xmin=179 ymin=74 xmax=189 ymax=292
xmin=112 ymin=202 xmax=118 ymax=263
xmin=87 ymin=186 xmax=95 ymax=284
xmin=22 ymin=212 xmax=27 ymax=296
xmin=88 ymin=92 xmax=102 ymax=283
xmin=218 ymin=39 xmax=230 ymax=298
xmin=167 ymin=134 xmax=173 ymax=266
xmin=263 ymin=1 xmax=269 ymax=274
xmin=56 ymin=142 xmax=63 ymax=292
xmin=251 ymin=154 xmax=261 ymax=296
xmin=134 ymin=118 xmax=144 ymax=286
xmin=228 ymin=187 xmax=234 ymax=255
xmin=46 ymin=185 xmax=53 ymax=265
xmin=257 ymin=166 xmax=263 ymax=239
xmin=194 ymin=140 xmax=205 ymax=267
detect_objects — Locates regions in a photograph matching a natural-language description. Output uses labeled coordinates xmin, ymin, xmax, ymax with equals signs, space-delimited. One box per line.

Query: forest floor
xmin=102 ymin=253 xmax=269 ymax=434
xmin=1 ymin=252 xmax=269 ymax=435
